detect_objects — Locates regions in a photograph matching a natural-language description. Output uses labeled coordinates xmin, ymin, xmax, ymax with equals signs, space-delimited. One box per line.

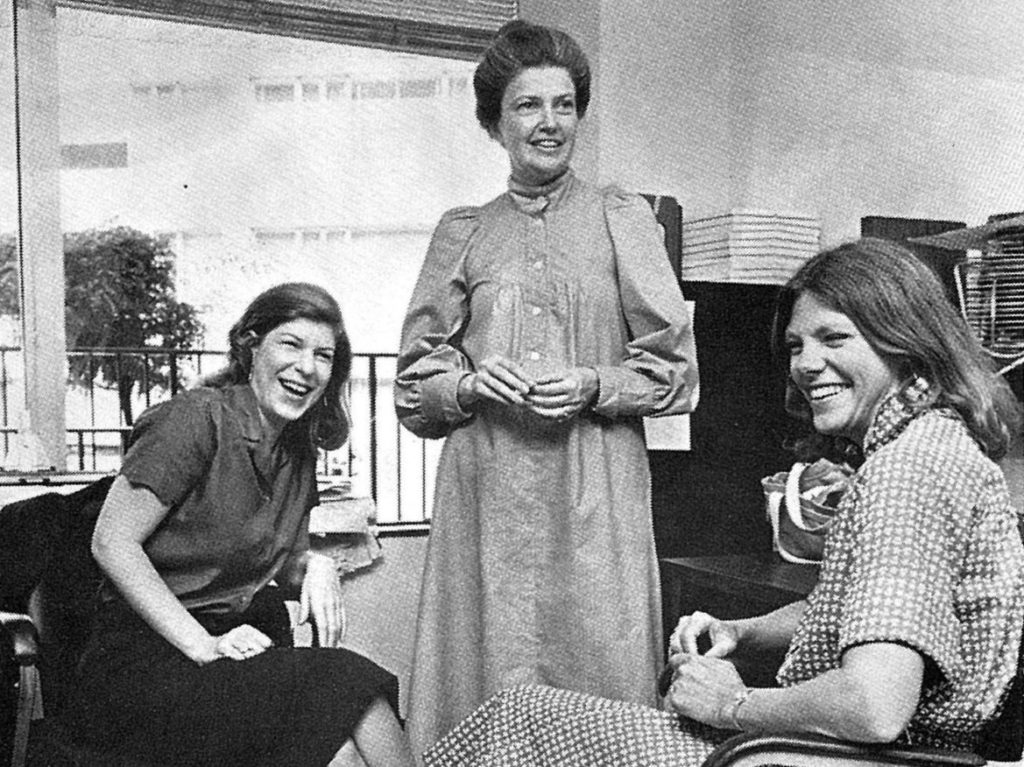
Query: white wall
xmin=524 ymin=0 xmax=1024 ymax=242
xmin=730 ymin=0 xmax=1024 ymax=244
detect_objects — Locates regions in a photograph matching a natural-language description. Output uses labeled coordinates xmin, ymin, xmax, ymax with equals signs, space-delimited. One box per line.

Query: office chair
xmin=696 ymin=633 xmax=1024 ymax=767
xmin=0 ymin=476 xmax=157 ymax=766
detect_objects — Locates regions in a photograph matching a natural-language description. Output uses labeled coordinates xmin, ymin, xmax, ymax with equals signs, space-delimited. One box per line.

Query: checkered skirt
xmin=423 ymin=685 xmax=730 ymax=767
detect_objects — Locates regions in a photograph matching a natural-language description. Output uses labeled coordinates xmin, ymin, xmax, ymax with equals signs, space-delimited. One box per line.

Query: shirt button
xmin=528 ymin=351 xmax=541 ymax=361
xmin=530 ymin=305 xmax=541 ymax=316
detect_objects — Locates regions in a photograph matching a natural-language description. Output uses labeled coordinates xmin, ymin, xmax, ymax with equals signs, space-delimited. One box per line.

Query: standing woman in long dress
xmin=394 ymin=19 xmax=699 ymax=756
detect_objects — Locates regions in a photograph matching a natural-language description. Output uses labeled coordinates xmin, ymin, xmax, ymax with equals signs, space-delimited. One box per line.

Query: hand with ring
xmin=212 ymin=624 xmax=273 ymax=663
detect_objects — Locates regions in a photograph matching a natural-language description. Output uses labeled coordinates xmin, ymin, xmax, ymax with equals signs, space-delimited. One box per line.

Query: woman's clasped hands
xmin=664 ymin=611 xmax=749 ymax=729
xmin=457 ymin=354 xmax=598 ymax=421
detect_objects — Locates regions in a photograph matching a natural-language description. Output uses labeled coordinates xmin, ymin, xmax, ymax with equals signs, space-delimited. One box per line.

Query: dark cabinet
xmin=651 ymin=280 xmax=799 ymax=560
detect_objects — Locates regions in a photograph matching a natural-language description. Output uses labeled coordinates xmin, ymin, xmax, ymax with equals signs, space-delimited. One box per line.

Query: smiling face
xmin=249 ymin=317 xmax=336 ymax=436
xmin=491 ymin=65 xmax=578 ymax=186
xmin=785 ymin=293 xmax=901 ymax=445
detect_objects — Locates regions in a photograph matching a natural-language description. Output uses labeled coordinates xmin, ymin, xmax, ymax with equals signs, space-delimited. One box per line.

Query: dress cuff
xmin=590 ymin=365 xmax=639 ymax=418
xmin=420 ymin=370 xmax=473 ymax=425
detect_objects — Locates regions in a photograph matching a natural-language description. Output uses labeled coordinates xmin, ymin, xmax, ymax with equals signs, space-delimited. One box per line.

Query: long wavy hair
xmin=473 ymin=19 xmax=591 ymax=135
xmin=202 ymin=282 xmax=352 ymax=450
xmin=772 ymin=238 xmax=1021 ymax=460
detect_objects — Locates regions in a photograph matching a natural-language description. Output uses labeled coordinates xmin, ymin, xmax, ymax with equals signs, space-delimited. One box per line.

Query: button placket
xmin=525 ymin=212 xmax=546 ymax=273
xmin=523 ymin=212 xmax=549 ymax=371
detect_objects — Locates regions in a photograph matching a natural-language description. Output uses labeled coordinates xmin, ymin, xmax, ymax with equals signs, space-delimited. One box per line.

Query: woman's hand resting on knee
xmin=191 ymin=624 xmax=273 ymax=665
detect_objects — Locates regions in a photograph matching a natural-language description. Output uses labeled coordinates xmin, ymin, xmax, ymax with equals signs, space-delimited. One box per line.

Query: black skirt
xmin=60 ymin=588 xmax=399 ymax=767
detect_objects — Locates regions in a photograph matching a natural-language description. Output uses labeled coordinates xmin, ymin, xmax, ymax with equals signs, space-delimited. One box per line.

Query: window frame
xmin=58 ymin=0 xmax=514 ymax=60
xmin=8 ymin=0 xmax=512 ymax=472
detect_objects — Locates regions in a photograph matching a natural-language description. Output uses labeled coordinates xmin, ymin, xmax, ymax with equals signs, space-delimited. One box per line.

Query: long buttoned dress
xmin=394 ymin=170 xmax=699 ymax=755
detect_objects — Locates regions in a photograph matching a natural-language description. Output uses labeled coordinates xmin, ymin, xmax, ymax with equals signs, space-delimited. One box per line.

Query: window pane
xmin=57 ymin=8 xmax=507 ymax=518
xmin=0 ymin=0 xmax=20 ymax=457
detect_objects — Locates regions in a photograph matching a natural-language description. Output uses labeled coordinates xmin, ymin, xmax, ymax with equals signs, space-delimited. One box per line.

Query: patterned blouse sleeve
xmin=837 ymin=442 xmax=967 ymax=682
xmin=394 ymin=206 xmax=480 ymax=439
xmin=120 ymin=389 xmax=218 ymax=509
xmin=595 ymin=188 xmax=699 ymax=419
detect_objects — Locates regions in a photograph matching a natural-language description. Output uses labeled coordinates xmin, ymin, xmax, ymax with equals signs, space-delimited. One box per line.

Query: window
xmin=301 ymin=81 xmax=320 ymax=102
xmin=353 ymin=79 xmax=396 ymax=99
xmin=61 ymin=142 xmax=128 ymax=170
xmin=8 ymin=0 xmax=515 ymax=523
xmin=326 ymin=80 xmax=349 ymax=101
xmin=255 ymin=82 xmax=296 ymax=102
xmin=399 ymin=77 xmax=440 ymax=98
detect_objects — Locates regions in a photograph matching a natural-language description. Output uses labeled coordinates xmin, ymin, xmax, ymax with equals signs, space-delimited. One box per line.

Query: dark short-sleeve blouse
xmin=777 ymin=395 xmax=1024 ymax=750
xmin=113 ymin=384 xmax=318 ymax=615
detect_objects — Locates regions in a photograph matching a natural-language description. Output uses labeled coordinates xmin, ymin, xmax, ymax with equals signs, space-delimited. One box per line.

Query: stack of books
xmin=680 ymin=211 xmax=821 ymax=284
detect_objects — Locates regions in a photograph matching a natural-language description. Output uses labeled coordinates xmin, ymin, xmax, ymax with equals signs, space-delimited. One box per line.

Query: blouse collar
xmin=507 ymin=168 xmax=575 ymax=215
xmin=231 ymin=383 xmax=266 ymax=444
xmin=862 ymin=377 xmax=931 ymax=457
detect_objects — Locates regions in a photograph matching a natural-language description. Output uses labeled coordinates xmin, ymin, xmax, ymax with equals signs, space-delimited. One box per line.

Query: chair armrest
xmin=0 ymin=611 xmax=40 ymax=667
xmin=701 ymin=732 xmax=986 ymax=767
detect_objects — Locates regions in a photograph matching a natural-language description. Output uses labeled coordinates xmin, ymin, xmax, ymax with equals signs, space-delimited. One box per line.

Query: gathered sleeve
xmin=394 ymin=207 xmax=479 ymax=439
xmin=594 ymin=189 xmax=699 ymax=419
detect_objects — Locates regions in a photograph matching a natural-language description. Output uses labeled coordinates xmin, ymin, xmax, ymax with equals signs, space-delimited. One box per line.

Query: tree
xmin=0 ymin=227 xmax=205 ymax=426
xmin=64 ymin=227 xmax=204 ymax=426
xmin=0 ymin=235 xmax=17 ymax=317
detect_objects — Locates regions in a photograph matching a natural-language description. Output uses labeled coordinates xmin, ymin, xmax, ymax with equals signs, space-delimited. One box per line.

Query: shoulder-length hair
xmin=771 ymin=237 xmax=1021 ymax=460
xmin=473 ymin=19 xmax=591 ymax=134
xmin=202 ymin=282 xmax=352 ymax=451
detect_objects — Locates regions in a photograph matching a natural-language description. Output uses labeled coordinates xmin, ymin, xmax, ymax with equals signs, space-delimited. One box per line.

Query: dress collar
xmin=507 ymin=168 xmax=575 ymax=215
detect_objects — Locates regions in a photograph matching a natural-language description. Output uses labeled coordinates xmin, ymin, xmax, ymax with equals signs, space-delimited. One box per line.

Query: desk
xmin=660 ymin=552 xmax=819 ymax=685
xmin=662 ymin=553 xmax=818 ymax=620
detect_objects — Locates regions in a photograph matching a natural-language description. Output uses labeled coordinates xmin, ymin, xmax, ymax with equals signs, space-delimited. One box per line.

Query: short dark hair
xmin=772 ymin=238 xmax=1021 ymax=460
xmin=204 ymin=282 xmax=352 ymax=450
xmin=473 ymin=19 xmax=591 ymax=134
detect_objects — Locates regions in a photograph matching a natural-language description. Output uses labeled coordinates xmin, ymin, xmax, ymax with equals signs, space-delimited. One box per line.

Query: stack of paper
xmin=309 ymin=485 xmax=382 ymax=575
xmin=680 ymin=211 xmax=821 ymax=284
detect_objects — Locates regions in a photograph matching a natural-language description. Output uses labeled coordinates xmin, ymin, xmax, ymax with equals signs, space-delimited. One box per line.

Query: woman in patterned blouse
xmin=422 ymin=238 xmax=1024 ymax=766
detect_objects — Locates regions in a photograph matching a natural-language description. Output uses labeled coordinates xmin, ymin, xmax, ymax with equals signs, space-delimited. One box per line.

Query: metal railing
xmin=0 ymin=346 xmax=438 ymax=525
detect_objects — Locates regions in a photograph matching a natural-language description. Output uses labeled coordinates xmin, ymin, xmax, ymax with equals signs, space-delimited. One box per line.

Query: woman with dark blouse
xmin=62 ymin=283 xmax=414 ymax=766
